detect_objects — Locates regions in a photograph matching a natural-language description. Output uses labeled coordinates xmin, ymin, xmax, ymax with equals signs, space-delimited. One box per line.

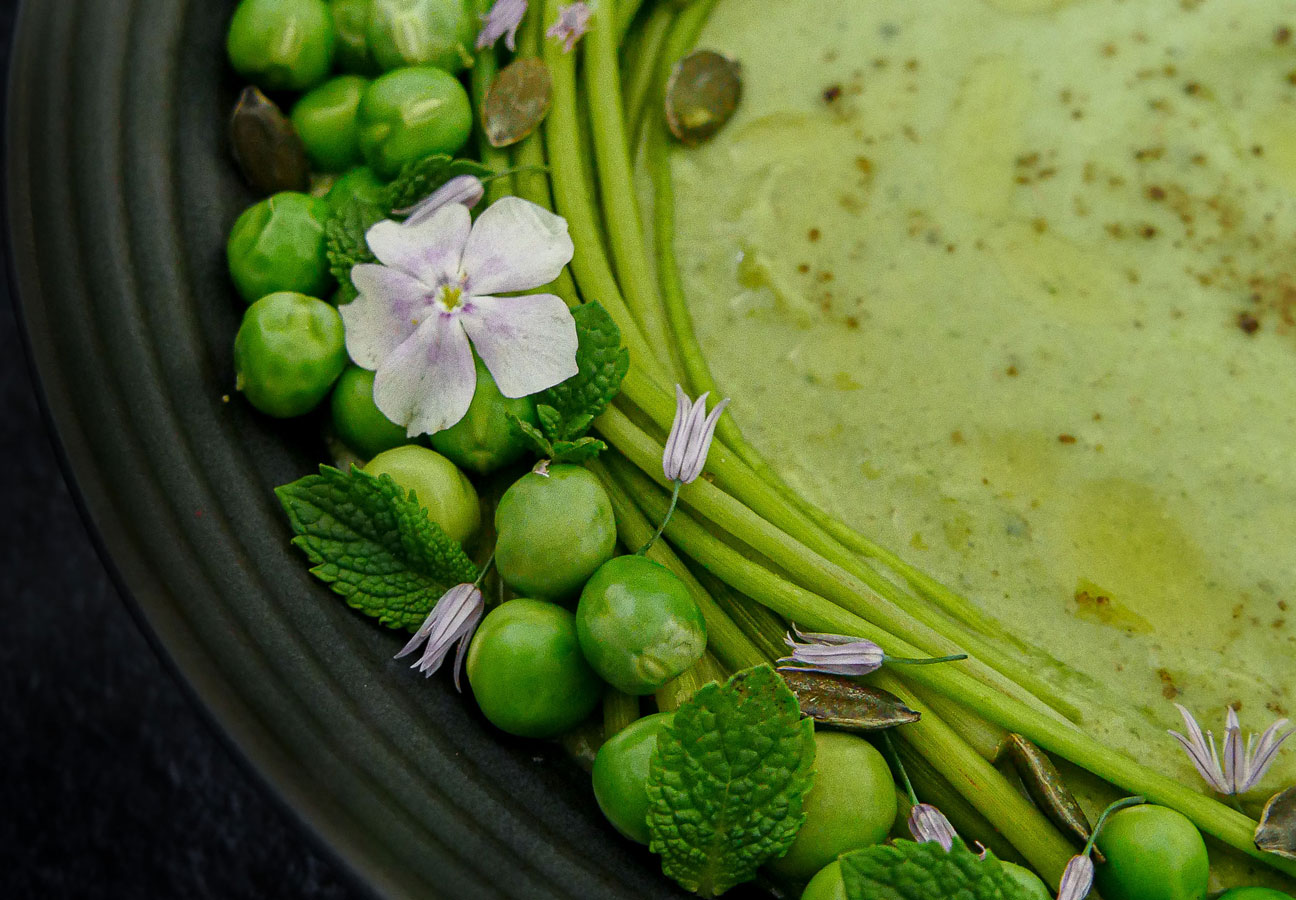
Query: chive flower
xmin=662 ymin=386 xmax=729 ymax=485
xmin=394 ymin=583 xmax=485 ymax=690
xmin=908 ymin=803 xmax=957 ymax=851
xmin=476 ymin=0 xmax=527 ymax=51
xmin=396 ymin=174 xmax=485 ymax=225
xmin=1056 ymin=854 xmax=1094 ymax=900
xmin=778 ymin=626 xmax=968 ymax=677
xmin=547 ymin=2 xmax=592 ymax=52
xmin=1169 ymin=704 xmax=1293 ymax=796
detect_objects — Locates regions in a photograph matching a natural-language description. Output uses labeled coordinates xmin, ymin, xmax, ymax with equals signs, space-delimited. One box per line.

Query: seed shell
xmin=228 ymin=86 xmax=310 ymax=195
xmin=482 ymin=58 xmax=553 ymax=149
xmin=1256 ymin=786 xmax=1296 ymax=860
xmin=780 ymin=668 xmax=920 ymax=732
xmin=664 ymin=50 xmax=742 ymax=146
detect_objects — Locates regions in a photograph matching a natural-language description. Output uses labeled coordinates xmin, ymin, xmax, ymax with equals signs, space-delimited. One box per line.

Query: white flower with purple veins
xmin=908 ymin=803 xmax=957 ymax=851
xmin=1056 ymin=854 xmax=1095 ymax=900
xmin=663 ymin=386 xmax=729 ymax=485
xmin=341 ymin=196 xmax=579 ymax=436
xmin=547 ymin=1 xmax=592 ymax=52
xmin=778 ymin=626 xmax=967 ymax=677
xmin=476 ymin=0 xmax=527 ymax=51
xmin=395 ymin=583 xmax=485 ymax=690
xmin=1169 ymin=703 xmax=1293 ymax=795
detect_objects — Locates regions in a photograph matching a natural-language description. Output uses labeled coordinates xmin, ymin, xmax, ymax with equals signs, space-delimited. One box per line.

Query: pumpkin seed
xmin=664 ymin=50 xmax=742 ymax=146
xmin=1006 ymin=733 xmax=1105 ymax=861
xmin=1255 ymin=786 xmax=1296 ymax=860
xmin=482 ymin=58 xmax=553 ymax=149
xmin=781 ymin=668 xmax=920 ymax=731
xmin=229 ymin=86 xmax=310 ymax=195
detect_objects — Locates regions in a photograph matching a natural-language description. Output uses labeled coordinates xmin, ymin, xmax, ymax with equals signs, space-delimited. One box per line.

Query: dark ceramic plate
xmin=6 ymin=2 xmax=711 ymax=897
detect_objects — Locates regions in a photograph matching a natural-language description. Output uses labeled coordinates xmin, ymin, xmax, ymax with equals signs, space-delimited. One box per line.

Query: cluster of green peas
xmin=221 ymin=3 xmax=1293 ymax=898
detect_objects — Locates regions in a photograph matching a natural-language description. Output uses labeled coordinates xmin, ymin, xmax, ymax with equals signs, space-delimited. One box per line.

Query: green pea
xmin=1094 ymin=805 xmax=1209 ymax=900
xmin=291 ymin=76 xmax=369 ymax=173
xmin=768 ymin=732 xmax=897 ymax=882
xmin=357 ymin=67 xmax=473 ymax=179
xmin=234 ymin=292 xmax=347 ymax=418
xmin=325 ymin=166 xmax=388 ymax=213
xmin=227 ymin=192 xmax=333 ymax=304
xmin=1217 ymin=889 xmax=1295 ymax=899
xmin=367 ymin=0 xmax=475 ymax=73
xmin=999 ymin=862 xmax=1051 ymax=900
xmin=330 ymin=366 xmax=408 ymax=459
xmin=801 ymin=861 xmax=847 ymax=900
xmin=429 ymin=356 xmax=537 ymax=474
xmin=576 ymin=555 xmax=707 ymax=695
xmin=591 ymin=712 xmax=674 ymax=844
xmin=495 ymin=465 xmax=617 ymax=602
xmin=466 ymin=599 xmax=603 ymax=739
xmin=330 ymin=0 xmax=378 ymax=74
xmin=365 ymin=445 xmax=480 ymax=547
xmin=226 ymin=0 xmax=336 ymax=92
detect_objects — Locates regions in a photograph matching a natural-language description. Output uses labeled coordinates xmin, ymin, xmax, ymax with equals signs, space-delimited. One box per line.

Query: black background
xmin=0 ymin=5 xmax=358 ymax=897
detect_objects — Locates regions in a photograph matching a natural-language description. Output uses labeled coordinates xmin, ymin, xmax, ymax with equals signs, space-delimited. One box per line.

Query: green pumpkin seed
xmin=1006 ymin=733 xmax=1104 ymax=861
xmin=781 ymin=669 xmax=920 ymax=731
xmin=664 ymin=50 xmax=742 ymax=146
xmin=229 ymin=86 xmax=310 ymax=195
xmin=482 ymin=58 xmax=553 ymax=149
xmin=1255 ymin=786 xmax=1296 ymax=860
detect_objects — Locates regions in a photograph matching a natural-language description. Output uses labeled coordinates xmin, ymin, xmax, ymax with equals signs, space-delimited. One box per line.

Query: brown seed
xmin=1256 ymin=786 xmax=1296 ymax=860
xmin=780 ymin=669 xmax=921 ymax=732
xmin=1006 ymin=733 xmax=1105 ymax=862
xmin=229 ymin=86 xmax=310 ymax=195
xmin=665 ymin=50 xmax=743 ymax=146
xmin=482 ymin=58 xmax=553 ymax=149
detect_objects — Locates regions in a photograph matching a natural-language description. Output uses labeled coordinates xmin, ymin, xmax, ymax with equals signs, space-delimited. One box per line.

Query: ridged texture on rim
xmin=6 ymin=1 xmax=694 ymax=897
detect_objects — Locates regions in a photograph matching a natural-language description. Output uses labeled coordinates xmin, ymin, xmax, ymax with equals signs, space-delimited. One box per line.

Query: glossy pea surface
xmin=234 ymin=292 xmax=347 ymax=418
xmin=330 ymin=0 xmax=378 ymax=73
xmin=326 ymin=166 xmax=388 ymax=213
xmin=576 ymin=556 xmax=707 ymax=695
xmin=1217 ymin=890 xmax=1295 ymax=899
xmin=1094 ymin=805 xmax=1209 ymax=900
xmin=227 ymin=0 xmax=336 ymax=91
xmin=495 ymin=465 xmax=617 ymax=601
xmin=367 ymin=0 xmax=475 ymax=73
xmin=357 ymin=67 xmax=473 ymax=178
xmin=769 ymin=731 xmax=896 ymax=881
xmin=801 ymin=861 xmax=847 ymax=900
xmin=591 ymin=712 xmax=673 ymax=844
xmin=365 ymin=445 xmax=480 ymax=547
xmin=292 ymin=76 xmax=369 ymax=172
xmin=999 ymin=862 xmax=1051 ymax=899
xmin=429 ymin=357 xmax=537 ymax=474
xmin=227 ymin=192 xmax=333 ymax=304
xmin=465 ymin=599 xmax=602 ymax=739
xmin=330 ymin=366 xmax=408 ymax=459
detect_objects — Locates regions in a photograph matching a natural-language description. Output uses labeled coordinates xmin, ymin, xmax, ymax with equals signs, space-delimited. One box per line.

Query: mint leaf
xmin=550 ymin=436 xmax=606 ymax=465
xmin=645 ymin=664 xmax=816 ymax=897
xmin=325 ymin=196 xmax=385 ymax=304
xmin=385 ymin=154 xmax=494 ymax=212
xmin=276 ymin=465 xmax=478 ymax=632
xmin=507 ymin=412 xmax=554 ymax=459
xmin=840 ymin=841 xmax=1034 ymax=900
xmin=537 ymin=302 xmax=629 ymax=442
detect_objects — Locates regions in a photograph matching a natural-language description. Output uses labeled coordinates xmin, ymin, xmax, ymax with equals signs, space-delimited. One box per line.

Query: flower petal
xmin=908 ymin=803 xmax=957 ymax=851
xmin=399 ymin=174 xmax=486 ymax=225
xmin=341 ymin=264 xmax=435 ymax=368
xmin=1169 ymin=730 xmax=1230 ymax=793
xmin=1241 ymin=720 xmax=1294 ymax=792
xmin=677 ymin=396 xmax=729 ymax=483
xmin=458 ymin=293 xmax=579 ymax=398
xmin=662 ymin=385 xmax=694 ymax=481
xmin=373 ymin=314 xmax=477 ymax=435
xmin=367 ymin=204 xmax=471 ymax=286
xmin=1224 ymin=707 xmax=1245 ymax=793
xmin=461 ymin=197 xmax=574 ymax=295
xmin=1057 ymin=855 xmax=1094 ymax=900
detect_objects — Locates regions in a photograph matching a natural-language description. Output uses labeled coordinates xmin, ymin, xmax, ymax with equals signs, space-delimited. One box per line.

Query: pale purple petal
xmin=366 ymin=205 xmax=471 ymax=286
xmin=476 ymin=0 xmax=527 ymax=50
xmin=341 ymin=264 xmax=436 ymax=368
xmin=677 ymin=397 xmax=729 ymax=483
xmin=460 ymin=197 xmax=573 ymax=296
xmin=778 ymin=640 xmax=885 ymax=676
xmin=373 ymin=314 xmax=477 ymax=435
xmin=662 ymin=387 xmax=729 ymax=484
xmin=546 ymin=1 xmax=591 ymax=52
xmin=1168 ymin=730 xmax=1230 ymax=793
xmin=393 ymin=583 xmax=484 ymax=692
xmin=907 ymin=804 xmax=956 ymax=851
xmin=1057 ymin=855 xmax=1094 ymax=900
xmin=458 ymin=293 xmax=578 ymax=398
xmin=661 ymin=385 xmax=694 ymax=481
xmin=1224 ymin=707 xmax=1244 ymax=794
xmin=789 ymin=624 xmax=859 ymax=646
xmin=1240 ymin=719 xmax=1294 ymax=792
xmin=399 ymin=175 xmax=486 ymax=225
